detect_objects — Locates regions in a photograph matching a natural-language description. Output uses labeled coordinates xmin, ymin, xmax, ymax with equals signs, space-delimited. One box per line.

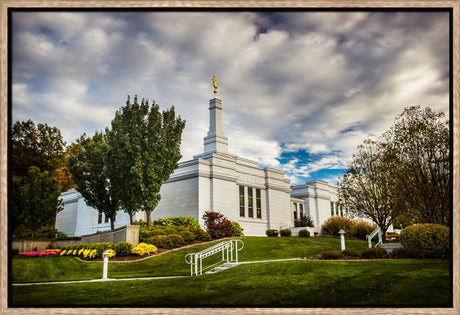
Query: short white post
xmin=102 ymin=250 xmax=110 ymax=279
xmin=338 ymin=229 xmax=346 ymax=251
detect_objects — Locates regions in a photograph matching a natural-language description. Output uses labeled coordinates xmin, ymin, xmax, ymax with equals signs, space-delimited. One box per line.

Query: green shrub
xmin=280 ymin=229 xmax=292 ymax=237
xmin=298 ymin=229 xmax=310 ymax=238
xmin=230 ymin=221 xmax=244 ymax=236
xmin=140 ymin=225 xmax=190 ymax=243
xmin=352 ymin=220 xmax=376 ymax=240
xmin=189 ymin=226 xmax=211 ymax=241
xmin=391 ymin=247 xmax=409 ymax=258
xmin=266 ymin=229 xmax=278 ymax=237
xmin=320 ymin=216 xmax=353 ymax=237
xmin=342 ymin=248 xmax=360 ymax=257
xmin=149 ymin=234 xmax=185 ymax=249
xmin=153 ymin=216 xmax=200 ymax=228
xmin=176 ymin=230 xmax=196 ymax=243
xmin=400 ymin=224 xmax=449 ymax=258
xmin=94 ymin=242 xmax=115 ymax=257
xmin=115 ymin=242 xmax=133 ymax=256
xmin=361 ymin=247 xmax=387 ymax=259
xmin=321 ymin=251 xmax=344 ymax=260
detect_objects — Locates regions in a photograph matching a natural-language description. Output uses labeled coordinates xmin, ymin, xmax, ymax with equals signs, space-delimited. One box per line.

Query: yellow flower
xmin=60 ymin=250 xmax=67 ymax=256
xmin=78 ymin=248 xmax=84 ymax=256
xmin=89 ymin=249 xmax=97 ymax=258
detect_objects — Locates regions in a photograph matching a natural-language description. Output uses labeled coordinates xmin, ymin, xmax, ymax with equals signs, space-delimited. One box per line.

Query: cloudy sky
xmin=12 ymin=10 xmax=450 ymax=185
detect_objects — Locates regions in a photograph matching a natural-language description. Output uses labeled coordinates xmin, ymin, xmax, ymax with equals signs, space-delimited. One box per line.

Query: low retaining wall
xmin=12 ymin=239 xmax=81 ymax=251
xmin=12 ymin=225 xmax=139 ymax=251
xmin=81 ymin=225 xmax=139 ymax=247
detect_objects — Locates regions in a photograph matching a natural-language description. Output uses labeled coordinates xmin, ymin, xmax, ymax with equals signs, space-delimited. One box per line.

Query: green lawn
xmin=10 ymin=237 xmax=451 ymax=307
xmin=12 ymin=236 xmax=369 ymax=282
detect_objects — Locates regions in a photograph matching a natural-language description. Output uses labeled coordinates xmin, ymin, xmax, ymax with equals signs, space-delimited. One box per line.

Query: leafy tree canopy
xmin=68 ymin=130 xmax=119 ymax=230
xmin=338 ymin=106 xmax=449 ymax=231
xmin=107 ymin=96 xmax=186 ymax=226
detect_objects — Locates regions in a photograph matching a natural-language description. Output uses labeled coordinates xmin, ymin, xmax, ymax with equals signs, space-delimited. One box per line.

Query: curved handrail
xmin=234 ymin=239 xmax=244 ymax=251
xmin=185 ymin=239 xmax=245 ymax=276
xmin=185 ymin=253 xmax=194 ymax=265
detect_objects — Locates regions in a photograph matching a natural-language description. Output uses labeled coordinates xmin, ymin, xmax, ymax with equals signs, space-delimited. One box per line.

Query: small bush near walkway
xmin=342 ymin=248 xmax=360 ymax=257
xmin=361 ymin=247 xmax=387 ymax=259
xmin=298 ymin=229 xmax=310 ymax=238
xmin=266 ymin=229 xmax=278 ymax=237
xmin=321 ymin=251 xmax=344 ymax=260
xmin=280 ymin=229 xmax=292 ymax=237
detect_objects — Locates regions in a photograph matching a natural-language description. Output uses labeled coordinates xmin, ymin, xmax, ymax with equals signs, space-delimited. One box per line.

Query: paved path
xmin=13 ymin=275 xmax=187 ymax=286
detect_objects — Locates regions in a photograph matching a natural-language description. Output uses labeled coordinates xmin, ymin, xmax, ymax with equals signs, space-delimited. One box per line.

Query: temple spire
xmin=203 ymin=76 xmax=228 ymax=153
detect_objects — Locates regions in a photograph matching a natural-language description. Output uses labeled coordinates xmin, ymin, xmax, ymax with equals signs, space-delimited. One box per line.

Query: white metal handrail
xmin=185 ymin=239 xmax=244 ymax=276
xmin=366 ymin=227 xmax=383 ymax=248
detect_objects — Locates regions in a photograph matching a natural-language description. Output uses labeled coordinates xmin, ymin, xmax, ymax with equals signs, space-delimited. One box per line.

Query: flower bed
xmin=18 ymin=249 xmax=61 ymax=257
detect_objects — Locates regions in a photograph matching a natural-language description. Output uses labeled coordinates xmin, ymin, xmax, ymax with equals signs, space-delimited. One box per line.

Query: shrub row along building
xmin=56 ymin=93 xmax=341 ymax=237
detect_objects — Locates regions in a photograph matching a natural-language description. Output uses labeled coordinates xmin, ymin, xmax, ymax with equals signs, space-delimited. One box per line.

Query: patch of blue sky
xmin=276 ymin=146 xmax=346 ymax=185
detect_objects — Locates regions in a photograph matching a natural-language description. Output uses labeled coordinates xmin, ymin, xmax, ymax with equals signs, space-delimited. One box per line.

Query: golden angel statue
xmin=212 ymin=75 xmax=218 ymax=94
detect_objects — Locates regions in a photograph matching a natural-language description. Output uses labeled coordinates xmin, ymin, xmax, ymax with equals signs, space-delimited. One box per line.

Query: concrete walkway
xmin=12 ymin=258 xmax=302 ymax=286
xmin=13 ymin=275 xmax=187 ymax=286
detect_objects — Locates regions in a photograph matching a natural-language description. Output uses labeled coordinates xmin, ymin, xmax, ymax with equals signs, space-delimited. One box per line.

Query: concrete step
xmin=379 ymin=243 xmax=402 ymax=253
xmin=223 ymin=263 xmax=238 ymax=268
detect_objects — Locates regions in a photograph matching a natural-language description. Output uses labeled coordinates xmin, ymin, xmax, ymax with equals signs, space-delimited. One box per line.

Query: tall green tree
xmin=107 ymin=96 xmax=185 ymax=226
xmin=68 ymin=130 xmax=120 ymax=230
xmin=383 ymin=106 xmax=450 ymax=226
xmin=338 ymin=139 xmax=400 ymax=237
xmin=13 ymin=166 xmax=63 ymax=238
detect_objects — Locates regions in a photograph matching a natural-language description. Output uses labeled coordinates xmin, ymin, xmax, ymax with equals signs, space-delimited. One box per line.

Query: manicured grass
xmin=12 ymin=236 xmax=369 ymax=283
xmin=11 ymin=259 xmax=450 ymax=307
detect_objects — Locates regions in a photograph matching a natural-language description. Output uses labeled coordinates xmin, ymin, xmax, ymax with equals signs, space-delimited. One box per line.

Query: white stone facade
xmin=56 ymin=96 xmax=341 ymax=237
xmin=290 ymin=180 xmax=340 ymax=234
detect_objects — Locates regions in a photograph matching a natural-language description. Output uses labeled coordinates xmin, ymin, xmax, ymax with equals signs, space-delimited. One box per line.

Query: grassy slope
xmin=12 ymin=236 xmax=369 ymax=282
xmin=11 ymin=260 xmax=450 ymax=307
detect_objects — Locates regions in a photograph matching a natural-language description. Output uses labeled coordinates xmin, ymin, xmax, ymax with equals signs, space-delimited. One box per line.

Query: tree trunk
xmin=146 ymin=210 xmax=152 ymax=227
xmin=110 ymin=217 xmax=115 ymax=230
xmin=129 ymin=213 xmax=134 ymax=225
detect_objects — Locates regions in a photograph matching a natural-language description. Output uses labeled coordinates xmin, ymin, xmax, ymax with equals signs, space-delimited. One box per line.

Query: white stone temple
xmin=56 ymin=93 xmax=340 ymax=237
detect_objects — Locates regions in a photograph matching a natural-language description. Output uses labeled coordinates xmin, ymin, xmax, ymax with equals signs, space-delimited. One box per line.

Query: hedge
xmin=400 ymin=224 xmax=449 ymax=258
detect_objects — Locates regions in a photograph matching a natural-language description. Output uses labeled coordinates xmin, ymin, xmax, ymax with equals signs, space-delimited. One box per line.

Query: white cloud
xmin=11 ymin=11 xmax=450 ymax=184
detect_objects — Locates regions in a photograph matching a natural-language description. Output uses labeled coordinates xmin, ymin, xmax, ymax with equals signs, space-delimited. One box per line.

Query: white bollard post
xmin=102 ymin=250 xmax=109 ymax=279
xmin=338 ymin=229 xmax=346 ymax=251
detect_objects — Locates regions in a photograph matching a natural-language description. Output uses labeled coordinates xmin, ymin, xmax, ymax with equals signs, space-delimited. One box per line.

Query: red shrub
xmin=202 ymin=211 xmax=232 ymax=239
